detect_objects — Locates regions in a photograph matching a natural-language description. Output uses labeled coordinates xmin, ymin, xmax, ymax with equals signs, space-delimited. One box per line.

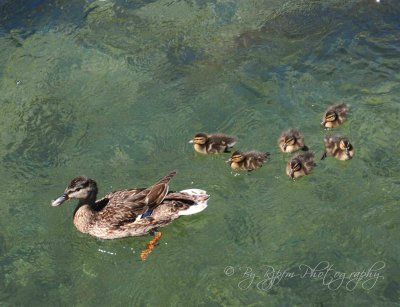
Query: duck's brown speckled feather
xmin=54 ymin=171 xmax=209 ymax=239
xmin=95 ymin=171 xmax=175 ymax=227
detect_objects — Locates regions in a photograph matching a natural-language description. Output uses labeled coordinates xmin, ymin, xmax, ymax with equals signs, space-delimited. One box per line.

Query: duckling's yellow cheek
xmin=230 ymin=162 xmax=241 ymax=170
xmin=194 ymin=144 xmax=207 ymax=154
xmin=284 ymin=145 xmax=298 ymax=153
xmin=293 ymin=171 xmax=305 ymax=178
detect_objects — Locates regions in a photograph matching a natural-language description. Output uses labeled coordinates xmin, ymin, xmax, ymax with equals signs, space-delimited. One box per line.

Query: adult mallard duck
xmin=286 ymin=152 xmax=316 ymax=179
xmin=321 ymin=102 xmax=349 ymax=128
xmin=188 ymin=133 xmax=237 ymax=154
xmin=321 ymin=135 xmax=354 ymax=160
xmin=226 ymin=150 xmax=270 ymax=171
xmin=51 ymin=171 xmax=209 ymax=239
xmin=278 ymin=128 xmax=308 ymax=153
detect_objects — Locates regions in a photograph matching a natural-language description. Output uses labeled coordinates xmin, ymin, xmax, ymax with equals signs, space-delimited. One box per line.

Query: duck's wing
xmin=97 ymin=171 xmax=177 ymax=226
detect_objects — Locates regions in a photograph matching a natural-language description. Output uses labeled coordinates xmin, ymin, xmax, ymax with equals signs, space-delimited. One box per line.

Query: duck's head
xmin=339 ymin=138 xmax=352 ymax=158
xmin=283 ymin=136 xmax=296 ymax=151
xmin=288 ymin=159 xmax=302 ymax=178
xmin=189 ymin=133 xmax=207 ymax=145
xmin=51 ymin=176 xmax=98 ymax=206
xmin=226 ymin=151 xmax=244 ymax=163
xmin=321 ymin=110 xmax=337 ymax=126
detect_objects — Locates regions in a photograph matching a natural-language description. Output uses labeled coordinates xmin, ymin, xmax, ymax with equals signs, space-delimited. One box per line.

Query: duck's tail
xmin=177 ymin=189 xmax=209 ymax=216
xmin=156 ymin=170 xmax=177 ymax=185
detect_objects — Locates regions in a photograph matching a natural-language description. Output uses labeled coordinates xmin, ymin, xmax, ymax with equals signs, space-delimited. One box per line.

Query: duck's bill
xmin=51 ymin=194 xmax=68 ymax=207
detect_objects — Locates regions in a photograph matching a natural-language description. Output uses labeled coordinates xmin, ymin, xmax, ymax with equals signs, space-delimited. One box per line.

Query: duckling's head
xmin=283 ymin=136 xmax=296 ymax=151
xmin=288 ymin=159 xmax=302 ymax=178
xmin=189 ymin=133 xmax=207 ymax=145
xmin=226 ymin=151 xmax=245 ymax=163
xmin=339 ymin=138 xmax=352 ymax=157
xmin=52 ymin=176 xmax=98 ymax=206
xmin=321 ymin=110 xmax=337 ymax=126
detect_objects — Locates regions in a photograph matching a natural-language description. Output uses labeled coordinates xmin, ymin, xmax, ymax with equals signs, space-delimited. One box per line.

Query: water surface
xmin=0 ymin=0 xmax=399 ymax=305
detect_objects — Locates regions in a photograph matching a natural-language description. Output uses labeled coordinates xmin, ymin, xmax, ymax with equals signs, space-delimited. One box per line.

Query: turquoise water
xmin=0 ymin=0 xmax=399 ymax=305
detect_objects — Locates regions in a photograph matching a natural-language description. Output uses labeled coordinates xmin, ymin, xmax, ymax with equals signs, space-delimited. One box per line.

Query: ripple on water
xmin=0 ymin=0 xmax=399 ymax=305
xmin=0 ymin=96 xmax=75 ymax=178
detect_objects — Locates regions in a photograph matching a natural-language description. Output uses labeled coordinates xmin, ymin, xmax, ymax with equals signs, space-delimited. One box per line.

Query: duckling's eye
xmin=286 ymin=137 xmax=294 ymax=144
xmin=339 ymin=140 xmax=349 ymax=149
xmin=326 ymin=112 xmax=337 ymax=121
xmin=194 ymin=137 xmax=205 ymax=144
xmin=293 ymin=162 xmax=301 ymax=171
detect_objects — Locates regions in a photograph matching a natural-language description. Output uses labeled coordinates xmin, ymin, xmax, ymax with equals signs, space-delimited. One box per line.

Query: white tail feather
xmin=178 ymin=189 xmax=209 ymax=216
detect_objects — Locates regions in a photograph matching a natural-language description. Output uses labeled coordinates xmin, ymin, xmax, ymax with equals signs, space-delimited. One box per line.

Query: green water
xmin=1 ymin=0 xmax=399 ymax=305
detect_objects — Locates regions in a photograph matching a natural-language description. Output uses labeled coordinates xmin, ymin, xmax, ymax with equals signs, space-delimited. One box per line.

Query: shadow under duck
xmin=321 ymin=102 xmax=348 ymax=128
xmin=51 ymin=171 xmax=209 ymax=239
xmin=286 ymin=152 xmax=316 ymax=179
xmin=278 ymin=128 xmax=308 ymax=153
xmin=227 ymin=150 xmax=270 ymax=171
xmin=189 ymin=132 xmax=237 ymax=154
xmin=322 ymin=135 xmax=354 ymax=161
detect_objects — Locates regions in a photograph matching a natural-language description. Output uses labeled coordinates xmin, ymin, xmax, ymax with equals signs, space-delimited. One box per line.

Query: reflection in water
xmin=0 ymin=0 xmax=399 ymax=305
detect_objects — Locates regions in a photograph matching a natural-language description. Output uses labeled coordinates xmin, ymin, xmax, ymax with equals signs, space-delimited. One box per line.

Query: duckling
xmin=321 ymin=102 xmax=348 ymax=128
xmin=321 ymin=135 xmax=354 ymax=160
xmin=286 ymin=152 xmax=316 ymax=179
xmin=227 ymin=150 xmax=270 ymax=171
xmin=189 ymin=132 xmax=237 ymax=154
xmin=51 ymin=171 xmax=209 ymax=239
xmin=278 ymin=128 xmax=308 ymax=153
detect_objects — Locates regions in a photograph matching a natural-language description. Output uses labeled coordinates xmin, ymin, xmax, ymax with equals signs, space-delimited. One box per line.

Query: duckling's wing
xmin=209 ymin=134 xmax=237 ymax=147
xmin=335 ymin=102 xmax=348 ymax=115
xmin=292 ymin=129 xmax=305 ymax=142
xmin=304 ymin=153 xmax=316 ymax=168
xmin=248 ymin=151 xmax=268 ymax=162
